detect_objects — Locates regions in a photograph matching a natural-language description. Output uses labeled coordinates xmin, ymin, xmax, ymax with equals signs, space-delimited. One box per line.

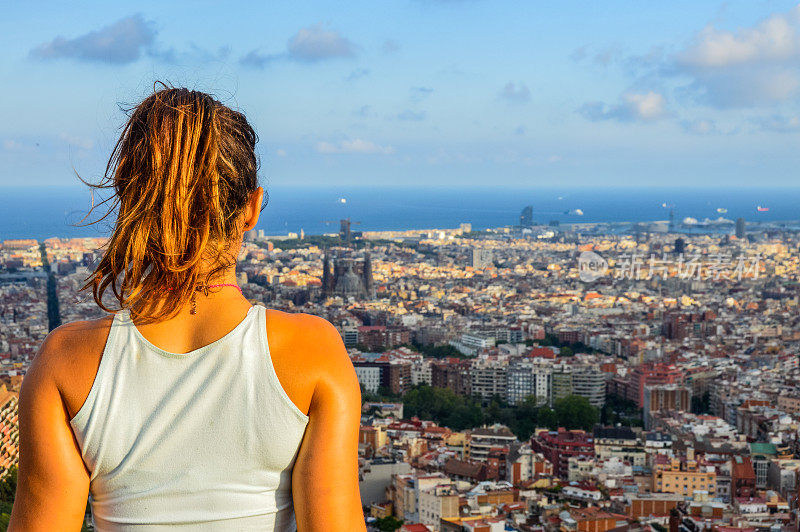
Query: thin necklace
xmin=190 ymin=283 xmax=243 ymax=315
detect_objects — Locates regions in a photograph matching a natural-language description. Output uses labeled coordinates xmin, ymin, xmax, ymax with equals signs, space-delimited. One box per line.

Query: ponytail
xmin=83 ymin=86 xmax=259 ymax=320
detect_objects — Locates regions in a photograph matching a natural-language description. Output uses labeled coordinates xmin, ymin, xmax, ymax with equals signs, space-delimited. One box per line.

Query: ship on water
xmin=716 ymin=207 xmax=727 ymax=213
xmin=757 ymin=206 xmax=769 ymax=212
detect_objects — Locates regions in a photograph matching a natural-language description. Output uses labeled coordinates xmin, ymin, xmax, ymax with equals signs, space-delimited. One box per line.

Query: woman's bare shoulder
xmin=263 ymin=309 xmax=356 ymax=393
xmin=264 ymin=309 xmax=343 ymax=351
xmin=26 ymin=316 xmax=115 ymax=419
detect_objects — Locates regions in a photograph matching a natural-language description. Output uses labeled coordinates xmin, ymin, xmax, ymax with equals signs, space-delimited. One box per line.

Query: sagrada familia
xmin=321 ymin=247 xmax=375 ymax=300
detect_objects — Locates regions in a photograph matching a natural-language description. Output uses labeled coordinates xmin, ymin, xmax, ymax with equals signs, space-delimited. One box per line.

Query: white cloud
xmin=580 ymin=91 xmax=667 ymax=122
xmin=673 ymin=5 xmax=800 ymax=107
xmin=275 ymin=148 xmax=288 ymax=157
xmin=315 ymin=139 xmax=395 ymax=155
xmin=678 ymin=7 xmax=800 ymax=68
xmin=626 ymin=92 xmax=666 ymax=120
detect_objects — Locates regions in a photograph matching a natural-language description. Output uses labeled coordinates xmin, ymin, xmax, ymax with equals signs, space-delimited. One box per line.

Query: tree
xmin=374 ymin=515 xmax=404 ymax=531
xmin=538 ymin=407 xmax=558 ymax=429
xmin=554 ymin=395 xmax=599 ymax=430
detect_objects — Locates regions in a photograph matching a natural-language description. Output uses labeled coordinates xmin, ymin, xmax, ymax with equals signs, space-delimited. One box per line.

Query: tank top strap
xmin=69 ymin=309 xmax=130 ymax=430
xmin=255 ymin=305 xmax=310 ymax=423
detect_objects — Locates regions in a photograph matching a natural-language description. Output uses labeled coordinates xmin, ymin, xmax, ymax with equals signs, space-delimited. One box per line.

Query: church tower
xmin=321 ymin=247 xmax=333 ymax=298
xmin=363 ymin=245 xmax=375 ymax=300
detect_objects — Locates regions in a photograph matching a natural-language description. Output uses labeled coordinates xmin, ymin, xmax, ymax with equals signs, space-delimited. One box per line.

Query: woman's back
xmin=71 ymin=305 xmax=309 ymax=530
xmin=9 ymin=88 xmax=366 ymax=531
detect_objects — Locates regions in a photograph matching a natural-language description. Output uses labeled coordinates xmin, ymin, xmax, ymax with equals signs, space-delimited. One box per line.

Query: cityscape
xmin=6 ymin=0 xmax=800 ymax=530
xmin=2 ymin=207 xmax=800 ymax=531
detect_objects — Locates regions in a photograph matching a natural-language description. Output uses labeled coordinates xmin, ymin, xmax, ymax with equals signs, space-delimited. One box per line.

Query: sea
xmin=1 ymin=185 xmax=800 ymax=241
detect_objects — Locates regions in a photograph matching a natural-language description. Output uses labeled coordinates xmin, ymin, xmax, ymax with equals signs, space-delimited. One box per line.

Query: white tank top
xmin=69 ymin=305 xmax=310 ymax=531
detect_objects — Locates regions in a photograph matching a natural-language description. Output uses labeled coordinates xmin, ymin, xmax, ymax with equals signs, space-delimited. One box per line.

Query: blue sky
xmin=2 ymin=0 xmax=800 ymax=188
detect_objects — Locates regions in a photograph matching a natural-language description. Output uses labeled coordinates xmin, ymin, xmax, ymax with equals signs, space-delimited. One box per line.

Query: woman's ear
xmin=242 ymin=187 xmax=264 ymax=232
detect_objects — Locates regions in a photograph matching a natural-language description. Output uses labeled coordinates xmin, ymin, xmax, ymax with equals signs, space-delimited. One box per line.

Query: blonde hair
xmin=83 ymin=85 xmax=260 ymax=320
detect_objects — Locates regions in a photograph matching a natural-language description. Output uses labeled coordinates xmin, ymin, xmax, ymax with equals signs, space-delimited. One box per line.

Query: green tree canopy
xmin=554 ymin=395 xmax=599 ymax=430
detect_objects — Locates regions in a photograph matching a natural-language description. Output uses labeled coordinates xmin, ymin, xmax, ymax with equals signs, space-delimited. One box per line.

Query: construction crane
xmin=322 ymin=218 xmax=362 ymax=246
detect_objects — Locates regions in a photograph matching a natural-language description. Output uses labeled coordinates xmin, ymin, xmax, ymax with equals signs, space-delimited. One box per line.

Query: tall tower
xmin=321 ymin=247 xmax=333 ymax=298
xmin=736 ymin=217 xmax=746 ymax=239
xmin=363 ymin=246 xmax=375 ymax=300
xmin=519 ymin=205 xmax=533 ymax=227
xmin=339 ymin=219 xmax=352 ymax=246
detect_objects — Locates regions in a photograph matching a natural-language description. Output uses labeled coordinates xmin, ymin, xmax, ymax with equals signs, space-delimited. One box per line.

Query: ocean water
xmin=1 ymin=185 xmax=800 ymax=241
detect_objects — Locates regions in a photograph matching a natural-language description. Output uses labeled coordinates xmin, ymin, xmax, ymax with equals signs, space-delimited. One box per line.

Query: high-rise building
xmin=643 ymin=384 xmax=691 ymax=429
xmin=519 ymin=205 xmax=533 ymax=227
xmin=571 ymin=365 xmax=606 ymax=408
xmin=339 ymin=219 xmax=352 ymax=245
xmin=506 ymin=359 xmax=551 ymax=406
xmin=470 ymin=358 xmax=508 ymax=399
xmin=630 ymin=362 xmax=683 ymax=408
xmin=551 ymin=365 xmax=573 ymax=404
xmin=736 ymin=217 xmax=746 ymax=239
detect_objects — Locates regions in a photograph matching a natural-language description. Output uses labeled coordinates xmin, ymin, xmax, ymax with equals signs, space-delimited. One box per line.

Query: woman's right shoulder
xmin=25 ymin=315 xmax=115 ymax=419
xmin=31 ymin=316 xmax=114 ymax=374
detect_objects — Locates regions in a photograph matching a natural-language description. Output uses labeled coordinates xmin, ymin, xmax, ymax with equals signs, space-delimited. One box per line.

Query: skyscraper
xmin=736 ymin=217 xmax=746 ymax=239
xmin=519 ymin=205 xmax=533 ymax=227
xmin=339 ymin=219 xmax=352 ymax=245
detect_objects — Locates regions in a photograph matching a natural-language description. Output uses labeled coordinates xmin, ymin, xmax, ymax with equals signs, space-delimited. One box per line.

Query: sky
xmin=2 ymin=0 xmax=800 ymax=188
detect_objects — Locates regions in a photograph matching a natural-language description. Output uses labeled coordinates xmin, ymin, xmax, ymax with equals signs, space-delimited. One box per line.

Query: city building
xmin=652 ymin=450 xmax=716 ymax=498
xmin=642 ymin=384 xmax=691 ymax=429
xmin=531 ymin=428 xmax=594 ymax=479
